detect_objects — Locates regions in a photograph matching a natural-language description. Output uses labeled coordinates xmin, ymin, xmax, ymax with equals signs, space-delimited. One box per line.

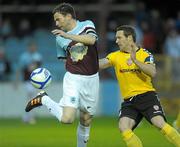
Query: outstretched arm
xmin=99 ymin=58 xmax=112 ymax=70
xmin=130 ymin=47 xmax=156 ymax=78
xmin=52 ymin=29 xmax=96 ymax=45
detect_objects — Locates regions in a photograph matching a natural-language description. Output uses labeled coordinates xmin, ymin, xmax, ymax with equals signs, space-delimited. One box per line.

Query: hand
xmin=51 ymin=29 xmax=68 ymax=38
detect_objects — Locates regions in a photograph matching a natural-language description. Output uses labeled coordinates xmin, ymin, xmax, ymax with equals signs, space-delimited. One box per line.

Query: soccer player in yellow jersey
xmin=99 ymin=25 xmax=180 ymax=147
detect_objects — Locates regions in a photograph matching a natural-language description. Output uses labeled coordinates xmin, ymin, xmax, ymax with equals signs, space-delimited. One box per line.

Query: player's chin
xmin=118 ymin=44 xmax=122 ymax=49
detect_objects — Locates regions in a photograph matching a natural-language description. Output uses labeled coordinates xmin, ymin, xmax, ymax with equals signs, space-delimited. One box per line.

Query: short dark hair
xmin=116 ymin=25 xmax=136 ymax=42
xmin=52 ymin=3 xmax=76 ymax=19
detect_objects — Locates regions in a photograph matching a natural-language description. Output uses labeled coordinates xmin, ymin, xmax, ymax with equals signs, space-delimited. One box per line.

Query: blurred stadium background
xmin=0 ymin=0 xmax=180 ymax=147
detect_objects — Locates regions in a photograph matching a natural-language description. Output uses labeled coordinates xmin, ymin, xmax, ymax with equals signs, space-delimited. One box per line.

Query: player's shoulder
xmin=107 ymin=50 xmax=120 ymax=58
xmin=140 ymin=48 xmax=155 ymax=63
xmin=79 ymin=20 xmax=95 ymax=27
xmin=140 ymin=48 xmax=153 ymax=56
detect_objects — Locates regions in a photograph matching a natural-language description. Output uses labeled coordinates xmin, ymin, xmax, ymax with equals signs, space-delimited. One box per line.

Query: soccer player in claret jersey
xmin=25 ymin=3 xmax=99 ymax=147
xmin=99 ymin=25 xmax=180 ymax=147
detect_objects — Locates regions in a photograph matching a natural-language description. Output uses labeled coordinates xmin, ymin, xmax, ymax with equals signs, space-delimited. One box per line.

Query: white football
xmin=30 ymin=68 xmax=52 ymax=89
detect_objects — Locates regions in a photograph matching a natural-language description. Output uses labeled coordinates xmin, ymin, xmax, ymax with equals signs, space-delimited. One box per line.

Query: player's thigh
xmin=141 ymin=92 xmax=166 ymax=127
xmin=80 ymin=111 xmax=93 ymax=126
xmin=60 ymin=72 xmax=80 ymax=109
xmin=79 ymin=74 xmax=99 ymax=116
xmin=151 ymin=115 xmax=166 ymax=129
xmin=119 ymin=103 xmax=143 ymax=131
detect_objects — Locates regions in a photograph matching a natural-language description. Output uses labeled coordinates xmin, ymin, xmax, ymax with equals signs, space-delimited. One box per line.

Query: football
xmin=30 ymin=68 xmax=52 ymax=89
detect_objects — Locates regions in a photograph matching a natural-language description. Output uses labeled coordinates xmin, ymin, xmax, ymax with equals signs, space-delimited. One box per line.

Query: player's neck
xmin=121 ymin=45 xmax=139 ymax=53
xmin=131 ymin=46 xmax=139 ymax=51
xmin=128 ymin=43 xmax=139 ymax=52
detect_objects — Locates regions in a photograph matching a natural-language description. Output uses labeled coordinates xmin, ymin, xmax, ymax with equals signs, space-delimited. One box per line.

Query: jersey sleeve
xmin=84 ymin=20 xmax=98 ymax=40
xmin=143 ymin=51 xmax=155 ymax=64
xmin=106 ymin=52 xmax=116 ymax=66
xmin=56 ymin=36 xmax=67 ymax=59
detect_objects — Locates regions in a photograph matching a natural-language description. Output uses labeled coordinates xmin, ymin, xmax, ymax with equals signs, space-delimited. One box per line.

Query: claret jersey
xmin=56 ymin=20 xmax=99 ymax=75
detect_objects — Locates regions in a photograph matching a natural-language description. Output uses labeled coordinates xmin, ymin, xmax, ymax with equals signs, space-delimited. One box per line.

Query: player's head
xmin=115 ymin=25 xmax=136 ymax=51
xmin=52 ymin=3 xmax=76 ymax=31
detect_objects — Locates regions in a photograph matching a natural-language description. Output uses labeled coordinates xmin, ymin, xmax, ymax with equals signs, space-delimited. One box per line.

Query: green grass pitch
xmin=0 ymin=117 xmax=176 ymax=147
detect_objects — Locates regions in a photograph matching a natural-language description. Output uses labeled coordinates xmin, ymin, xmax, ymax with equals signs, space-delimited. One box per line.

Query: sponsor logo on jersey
xmin=120 ymin=69 xmax=141 ymax=73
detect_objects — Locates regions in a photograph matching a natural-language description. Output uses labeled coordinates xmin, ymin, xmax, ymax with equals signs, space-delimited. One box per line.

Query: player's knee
xmin=152 ymin=120 xmax=166 ymax=129
xmin=119 ymin=123 xmax=130 ymax=132
xmin=61 ymin=115 xmax=74 ymax=124
xmin=119 ymin=118 xmax=134 ymax=132
xmin=80 ymin=119 xmax=91 ymax=126
xmin=151 ymin=115 xmax=166 ymax=129
xmin=119 ymin=121 xmax=130 ymax=132
xmin=80 ymin=115 xmax=92 ymax=126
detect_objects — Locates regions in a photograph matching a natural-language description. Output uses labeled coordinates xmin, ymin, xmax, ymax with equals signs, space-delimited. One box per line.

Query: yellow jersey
xmin=107 ymin=48 xmax=155 ymax=100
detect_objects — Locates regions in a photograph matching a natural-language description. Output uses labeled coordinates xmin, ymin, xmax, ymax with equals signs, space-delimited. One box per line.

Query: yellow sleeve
xmin=142 ymin=49 xmax=155 ymax=64
xmin=144 ymin=54 xmax=155 ymax=64
xmin=106 ymin=52 xmax=116 ymax=66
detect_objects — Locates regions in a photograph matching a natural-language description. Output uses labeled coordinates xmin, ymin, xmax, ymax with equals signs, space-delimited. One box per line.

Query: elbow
xmin=88 ymin=36 xmax=96 ymax=45
xmin=88 ymin=39 xmax=96 ymax=45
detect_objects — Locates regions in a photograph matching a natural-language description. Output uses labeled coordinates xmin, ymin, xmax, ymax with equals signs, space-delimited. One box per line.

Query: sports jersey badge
xmin=127 ymin=58 xmax=133 ymax=66
xmin=69 ymin=43 xmax=88 ymax=62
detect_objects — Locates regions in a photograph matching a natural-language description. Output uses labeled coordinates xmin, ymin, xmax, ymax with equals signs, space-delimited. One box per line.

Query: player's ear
xmin=128 ymin=35 xmax=133 ymax=42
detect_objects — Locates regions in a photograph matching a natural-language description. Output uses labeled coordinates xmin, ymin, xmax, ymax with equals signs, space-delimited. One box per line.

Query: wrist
xmin=64 ymin=33 xmax=70 ymax=39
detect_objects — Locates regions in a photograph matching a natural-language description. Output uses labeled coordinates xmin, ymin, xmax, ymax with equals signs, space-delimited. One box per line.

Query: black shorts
xmin=119 ymin=91 xmax=166 ymax=130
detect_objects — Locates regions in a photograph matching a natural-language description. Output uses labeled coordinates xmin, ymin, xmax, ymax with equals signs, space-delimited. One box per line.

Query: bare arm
xmin=52 ymin=29 xmax=96 ymax=45
xmin=131 ymin=48 xmax=156 ymax=78
xmin=99 ymin=58 xmax=112 ymax=70
xmin=133 ymin=60 xmax=156 ymax=78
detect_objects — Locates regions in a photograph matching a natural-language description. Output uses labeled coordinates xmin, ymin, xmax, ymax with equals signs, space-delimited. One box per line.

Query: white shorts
xmin=59 ymin=72 xmax=99 ymax=115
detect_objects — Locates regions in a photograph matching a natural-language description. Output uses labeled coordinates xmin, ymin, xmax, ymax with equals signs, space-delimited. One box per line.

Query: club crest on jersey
xmin=127 ymin=58 xmax=133 ymax=66
xmin=69 ymin=43 xmax=88 ymax=62
xmin=149 ymin=55 xmax=154 ymax=63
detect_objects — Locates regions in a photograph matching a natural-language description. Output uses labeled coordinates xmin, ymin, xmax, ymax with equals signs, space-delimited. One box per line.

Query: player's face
xmin=115 ymin=30 xmax=129 ymax=51
xmin=53 ymin=12 xmax=69 ymax=31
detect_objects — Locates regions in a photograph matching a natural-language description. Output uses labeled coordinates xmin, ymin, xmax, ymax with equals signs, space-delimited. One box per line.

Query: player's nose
xmin=116 ymin=39 xmax=118 ymax=44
